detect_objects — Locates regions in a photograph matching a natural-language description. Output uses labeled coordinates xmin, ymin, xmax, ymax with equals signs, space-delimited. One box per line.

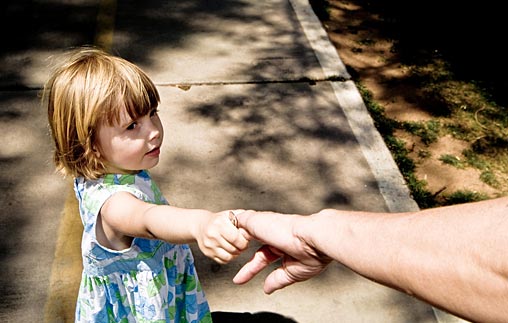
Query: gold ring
xmin=229 ymin=211 xmax=238 ymax=228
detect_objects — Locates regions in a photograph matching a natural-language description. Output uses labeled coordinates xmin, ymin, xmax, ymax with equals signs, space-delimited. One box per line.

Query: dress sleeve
xmin=77 ymin=179 xmax=148 ymax=234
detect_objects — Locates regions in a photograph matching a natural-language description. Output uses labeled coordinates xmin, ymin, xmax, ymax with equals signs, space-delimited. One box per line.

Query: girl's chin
xmin=104 ymin=160 xmax=160 ymax=174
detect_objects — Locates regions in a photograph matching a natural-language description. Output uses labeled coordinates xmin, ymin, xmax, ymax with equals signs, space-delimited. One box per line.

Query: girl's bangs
xmin=124 ymin=73 xmax=160 ymax=120
xmin=104 ymin=72 xmax=160 ymax=126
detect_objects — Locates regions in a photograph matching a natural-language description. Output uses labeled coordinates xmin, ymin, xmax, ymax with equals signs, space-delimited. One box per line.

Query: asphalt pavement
xmin=0 ymin=0 xmax=466 ymax=322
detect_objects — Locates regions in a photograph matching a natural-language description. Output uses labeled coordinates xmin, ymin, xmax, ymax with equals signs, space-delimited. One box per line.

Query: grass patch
xmin=355 ymin=49 xmax=508 ymax=205
xmin=439 ymin=154 xmax=464 ymax=169
xmin=357 ymin=83 xmax=507 ymax=208
xmin=401 ymin=120 xmax=441 ymax=145
xmin=358 ymin=84 xmax=438 ymax=209
xmin=480 ymin=171 xmax=499 ymax=188
xmin=462 ymin=149 xmax=488 ymax=170
xmin=440 ymin=190 xmax=489 ymax=206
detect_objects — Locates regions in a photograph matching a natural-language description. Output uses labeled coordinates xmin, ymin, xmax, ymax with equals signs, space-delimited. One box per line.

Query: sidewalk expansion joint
xmin=156 ymin=75 xmax=349 ymax=89
xmin=0 ymin=76 xmax=349 ymax=93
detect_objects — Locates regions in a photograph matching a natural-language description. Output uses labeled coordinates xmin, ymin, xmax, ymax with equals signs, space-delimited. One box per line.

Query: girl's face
xmin=96 ymin=107 xmax=164 ymax=174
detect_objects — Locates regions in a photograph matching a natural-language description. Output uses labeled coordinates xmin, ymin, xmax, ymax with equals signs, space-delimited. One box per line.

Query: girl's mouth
xmin=146 ymin=147 xmax=160 ymax=157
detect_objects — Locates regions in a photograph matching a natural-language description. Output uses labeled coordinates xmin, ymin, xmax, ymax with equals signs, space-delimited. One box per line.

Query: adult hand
xmin=232 ymin=210 xmax=332 ymax=294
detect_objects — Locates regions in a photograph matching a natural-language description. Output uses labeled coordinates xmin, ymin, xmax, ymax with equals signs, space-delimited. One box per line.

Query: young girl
xmin=45 ymin=48 xmax=249 ymax=322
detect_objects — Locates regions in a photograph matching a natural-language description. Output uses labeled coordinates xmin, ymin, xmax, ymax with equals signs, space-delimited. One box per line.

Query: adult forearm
xmin=306 ymin=198 xmax=508 ymax=322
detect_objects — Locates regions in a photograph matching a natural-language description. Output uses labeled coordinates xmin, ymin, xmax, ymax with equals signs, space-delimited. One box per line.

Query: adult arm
xmin=233 ymin=197 xmax=508 ymax=322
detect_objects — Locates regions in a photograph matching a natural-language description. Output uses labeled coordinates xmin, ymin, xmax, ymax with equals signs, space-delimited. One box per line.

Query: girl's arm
xmin=99 ymin=191 xmax=249 ymax=264
xmin=234 ymin=197 xmax=508 ymax=323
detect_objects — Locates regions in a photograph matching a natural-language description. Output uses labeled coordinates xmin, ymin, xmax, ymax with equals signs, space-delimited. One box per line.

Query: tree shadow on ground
xmin=1 ymin=1 xmax=436 ymax=321
xmin=311 ymin=0 xmax=506 ymax=109
xmin=349 ymin=0 xmax=505 ymax=107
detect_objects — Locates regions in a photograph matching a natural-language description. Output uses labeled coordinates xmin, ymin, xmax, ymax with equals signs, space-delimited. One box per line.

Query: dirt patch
xmin=402 ymin=133 xmax=498 ymax=196
xmin=311 ymin=0 xmax=507 ymax=207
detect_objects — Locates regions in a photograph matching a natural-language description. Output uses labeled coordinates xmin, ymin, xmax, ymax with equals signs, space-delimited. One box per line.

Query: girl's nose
xmin=147 ymin=118 xmax=161 ymax=140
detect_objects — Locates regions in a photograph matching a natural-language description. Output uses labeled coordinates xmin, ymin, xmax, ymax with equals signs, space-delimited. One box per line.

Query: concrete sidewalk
xmin=1 ymin=0 xmax=465 ymax=322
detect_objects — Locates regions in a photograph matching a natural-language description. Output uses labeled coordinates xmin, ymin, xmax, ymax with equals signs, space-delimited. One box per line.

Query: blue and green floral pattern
xmin=73 ymin=170 xmax=211 ymax=322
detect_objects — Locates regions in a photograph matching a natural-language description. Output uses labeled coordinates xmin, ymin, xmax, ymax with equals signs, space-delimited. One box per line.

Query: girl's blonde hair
xmin=45 ymin=47 xmax=160 ymax=179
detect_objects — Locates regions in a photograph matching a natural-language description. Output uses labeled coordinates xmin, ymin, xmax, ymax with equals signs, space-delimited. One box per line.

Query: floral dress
xmin=73 ymin=170 xmax=212 ymax=323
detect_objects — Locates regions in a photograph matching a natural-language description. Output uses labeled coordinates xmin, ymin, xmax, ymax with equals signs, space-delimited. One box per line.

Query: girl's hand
xmin=195 ymin=210 xmax=249 ymax=264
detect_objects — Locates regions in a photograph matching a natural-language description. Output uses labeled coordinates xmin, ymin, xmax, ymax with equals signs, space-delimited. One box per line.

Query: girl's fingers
xmin=216 ymin=233 xmax=248 ymax=254
xmin=220 ymin=213 xmax=250 ymax=251
xmin=233 ymin=228 xmax=250 ymax=250
xmin=211 ymin=246 xmax=242 ymax=264
xmin=228 ymin=211 xmax=239 ymax=228
xmin=205 ymin=234 xmax=248 ymax=263
xmin=238 ymin=227 xmax=252 ymax=241
xmin=203 ymin=211 xmax=251 ymax=263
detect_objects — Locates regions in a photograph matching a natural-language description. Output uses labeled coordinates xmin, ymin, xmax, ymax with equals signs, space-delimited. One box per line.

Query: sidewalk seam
xmin=153 ymin=76 xmax=347 ymax=88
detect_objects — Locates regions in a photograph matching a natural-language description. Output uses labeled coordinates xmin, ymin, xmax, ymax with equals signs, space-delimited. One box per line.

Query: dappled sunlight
xmin=1 ymin=0 xmax=437 ymax=321
xmin=154 ymin=83 xmax=385 ymax=215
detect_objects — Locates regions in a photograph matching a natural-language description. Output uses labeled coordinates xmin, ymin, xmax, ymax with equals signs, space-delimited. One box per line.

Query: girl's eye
xmin=126 ymin=122 xmax=137 ymax=130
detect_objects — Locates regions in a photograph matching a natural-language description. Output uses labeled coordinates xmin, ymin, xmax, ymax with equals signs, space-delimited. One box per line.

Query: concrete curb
xmin=289 ymin=0 xmax=418 ymax=214
xmin=289 ymin=1 xmax=469 ymax=322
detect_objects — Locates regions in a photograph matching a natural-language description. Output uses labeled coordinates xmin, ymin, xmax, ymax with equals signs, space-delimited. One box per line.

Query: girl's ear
xmin=92 ymin=146 xmax=101 ymax=158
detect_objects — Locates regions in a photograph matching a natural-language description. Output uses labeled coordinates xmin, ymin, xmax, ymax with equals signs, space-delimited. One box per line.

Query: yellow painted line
xmin=43 ymin=181 xmax=82 ymax=323
xmin=94 ymin=0 xmax=117 ymax=52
